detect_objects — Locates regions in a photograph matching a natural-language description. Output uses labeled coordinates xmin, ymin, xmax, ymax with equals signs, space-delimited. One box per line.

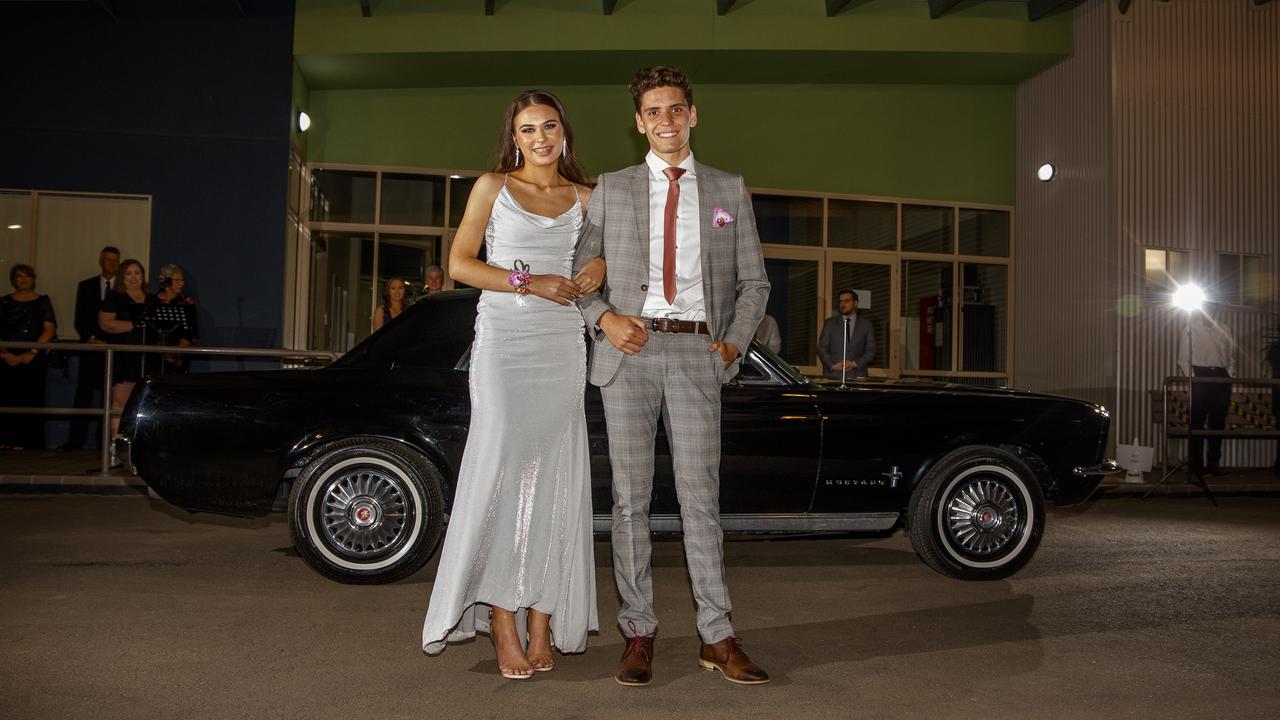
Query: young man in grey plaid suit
xmin=573 ymin=66 xmax=771 ymax=686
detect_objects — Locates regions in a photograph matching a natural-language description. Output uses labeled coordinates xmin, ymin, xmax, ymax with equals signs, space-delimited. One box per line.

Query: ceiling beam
xmin=91 ymin=0 xmax=117 ymax=22
xmin=360 ymin=0 xmax=371 ymax=18
xmin=603 ymin=0 xmax=618 ymax=14
xmin=927 ymin=0 xmax=963 ymax=20
xmin=1028 ymin=0 xmax=1082 ymax=21
xmin=825 ymin=0 xmax=853 ymax=17
xmin=716 ymin=0 xmax=736 ymax=16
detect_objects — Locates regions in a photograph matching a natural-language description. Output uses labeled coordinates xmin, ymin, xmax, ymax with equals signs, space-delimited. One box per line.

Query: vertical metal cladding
xmin=1113 ymin=0 xmax=1279 ymax=467
xmin=1018 ymin=0 xmax=1278 ymax=467
xmin=1014 ymin=0 xmax=1115 ymax=413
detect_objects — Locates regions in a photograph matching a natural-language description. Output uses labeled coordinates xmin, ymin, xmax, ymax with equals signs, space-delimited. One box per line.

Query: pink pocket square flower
xmin=712 ymin=207 xmax=734 ymax=228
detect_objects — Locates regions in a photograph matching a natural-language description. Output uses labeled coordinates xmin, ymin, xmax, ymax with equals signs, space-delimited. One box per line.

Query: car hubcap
xmin=945 ymin=476 xmax=1021 ymax=557
xmin=320 ymin=467 xmax=411 ymax=559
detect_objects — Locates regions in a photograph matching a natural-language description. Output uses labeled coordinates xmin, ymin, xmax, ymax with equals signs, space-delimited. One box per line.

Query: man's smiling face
xmin=635 ymin=86 xmax=697 ymax=162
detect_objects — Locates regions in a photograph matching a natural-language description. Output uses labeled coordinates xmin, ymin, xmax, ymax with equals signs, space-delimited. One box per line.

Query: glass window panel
xmin=309 ymin=169 xmax=376 ymax=223
xmin=309 ymin=231 xmax=374 ymax=353
xmin=828 ymin=200 xmax=895 ymax=251
xmin=1144 ymin=248 xmax=1191 ymax=297
xmin=831 ymin=262 xmax=891 ymax=369
xmin=449 ymin=176 xmax=477 ymax=228
xmin=902 ymin=205 xmax=953 ymax=254
xmin=1242 ymin=255 xmax=1266 ymax=306
xmin=381 ymin=173 xmax=445 ymax=227
xmin=961 ymin=263 xmax=1007 ymax=373
xmin=958 ymin=208 xmax=1010 ymax=257
xmin=373 ymin=234 xmax=442 ymax=316
xmin=763 ymin=257 xmax=819 ymax=367
xmin=752 ymin=195 xmax=821 ymax=246
xmin=901 ymin=260 xmax=954 ymax=371
xmin=1217 ymin=253 xmax=1241 ymax=306
xmin=1167 ymin=250 xmax=1190 ymax=284
xmin=0 ymin=191 xmax=33 ymax=290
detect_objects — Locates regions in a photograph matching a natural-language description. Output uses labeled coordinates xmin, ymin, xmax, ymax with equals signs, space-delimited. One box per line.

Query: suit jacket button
xmin=640 ymin=283 xmax=648 ymax=292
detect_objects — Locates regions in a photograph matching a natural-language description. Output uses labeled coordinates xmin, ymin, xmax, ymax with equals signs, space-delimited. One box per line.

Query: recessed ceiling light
xmin=1036 ymin=163 xmax=1056 ymax=182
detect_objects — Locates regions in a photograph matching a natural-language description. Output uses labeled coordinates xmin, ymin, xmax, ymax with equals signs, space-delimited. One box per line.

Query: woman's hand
xmin=573 ymin=257 xmax=607 ymax=294
xmin=524 ymin=275 xmax=582 ymax=306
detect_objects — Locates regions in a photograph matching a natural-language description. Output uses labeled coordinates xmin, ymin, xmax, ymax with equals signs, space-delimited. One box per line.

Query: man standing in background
xmin=818 ymin=289 xmax=874 ymax=379
xmin=1178 ymin=306 xmax=1236 ymax=476
xmin=61 ymin=246 xmax=119 ymax=451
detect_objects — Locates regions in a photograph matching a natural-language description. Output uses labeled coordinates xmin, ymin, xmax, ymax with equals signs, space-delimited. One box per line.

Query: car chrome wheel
xmin=944 ymin=476 xmax=1021 ymax=557
xmin=935 ymin=464 xmax=1034 ymax=568
xmin=319 ymin=468 xmax=413 ymax=558
xmin=909 ymin=446 xmax=1046 ymax=581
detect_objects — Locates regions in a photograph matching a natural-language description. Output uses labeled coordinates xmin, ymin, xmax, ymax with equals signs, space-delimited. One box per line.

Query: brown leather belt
xmin=644 ymin=317 xmax=710 ymax=335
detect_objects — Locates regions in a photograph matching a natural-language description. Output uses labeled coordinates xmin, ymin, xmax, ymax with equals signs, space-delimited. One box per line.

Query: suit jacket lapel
xmin=695 ymin=162 xmax=716 ymax=327
xmin=630 ymin=164 xmax=649 ymax=252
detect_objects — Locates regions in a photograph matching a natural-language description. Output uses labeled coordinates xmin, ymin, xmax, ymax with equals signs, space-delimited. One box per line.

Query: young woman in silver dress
xmin=421 ymin=90 xmax=604 ymax=679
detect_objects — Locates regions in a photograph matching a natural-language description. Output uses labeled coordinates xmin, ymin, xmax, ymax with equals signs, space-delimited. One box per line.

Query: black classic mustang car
xmin=120 ymin=289 xmax=1116 ymax=584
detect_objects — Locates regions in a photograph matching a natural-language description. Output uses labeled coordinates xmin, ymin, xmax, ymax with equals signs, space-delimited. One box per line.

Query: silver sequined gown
xmin=421 ymin=183 xmax=597 ymax=655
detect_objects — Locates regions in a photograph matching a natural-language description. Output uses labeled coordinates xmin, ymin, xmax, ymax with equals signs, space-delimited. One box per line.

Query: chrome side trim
xmin=591 ymin=512 xmax=900 ymax=534
xmin=1073 ymin=459 xmax=1122 ymax=477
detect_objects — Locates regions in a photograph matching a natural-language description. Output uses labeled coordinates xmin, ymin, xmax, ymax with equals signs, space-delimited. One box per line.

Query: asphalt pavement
xmin=1 ymin=494 xmax=1278 ymax=720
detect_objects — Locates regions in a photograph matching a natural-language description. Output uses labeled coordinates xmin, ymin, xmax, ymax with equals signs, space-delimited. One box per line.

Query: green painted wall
xmin=307 ymin=82 xmax=1014 ymax=205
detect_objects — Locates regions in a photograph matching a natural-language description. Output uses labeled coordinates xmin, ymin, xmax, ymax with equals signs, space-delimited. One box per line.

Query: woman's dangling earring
xmin=515 ymin=147 xmax=522 ymax=166
xmin=562 ymin=139 xmax=567 ymax=159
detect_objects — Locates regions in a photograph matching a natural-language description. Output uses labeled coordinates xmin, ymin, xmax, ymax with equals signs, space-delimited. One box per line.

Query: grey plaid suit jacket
xmin=573 ymin=161 xmax=771 ymax=386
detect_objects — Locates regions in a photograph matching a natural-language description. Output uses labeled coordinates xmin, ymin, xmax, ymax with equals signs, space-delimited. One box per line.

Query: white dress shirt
xmin=1177 ymin=317 xmax=1234 ymax=375
xmin=641 ymin=150 xmax=704 ymax=321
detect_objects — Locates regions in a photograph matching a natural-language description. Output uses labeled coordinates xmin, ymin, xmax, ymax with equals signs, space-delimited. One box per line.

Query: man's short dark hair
xmin=629 ymin=65 xmax=694 ymax=112
xmin=838 ymin=289 xmax=858 ymax=302
xmin=100 ymin=246 xmax=120 ymax=257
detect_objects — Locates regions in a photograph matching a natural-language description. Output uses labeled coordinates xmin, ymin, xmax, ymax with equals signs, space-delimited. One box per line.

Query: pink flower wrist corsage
xmin=507 ymin=259 xmax=532 ymax=296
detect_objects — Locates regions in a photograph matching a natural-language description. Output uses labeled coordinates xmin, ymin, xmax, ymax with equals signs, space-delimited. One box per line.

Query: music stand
xmin=140 ymin=304 xmax=195 ymax=376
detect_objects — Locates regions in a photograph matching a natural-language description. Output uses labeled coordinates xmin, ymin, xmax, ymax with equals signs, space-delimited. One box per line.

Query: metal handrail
xmin=1159 ymin=375 xmax=1280 ymax=469
xmin=0 ymin=340 xmax=338 ymax=476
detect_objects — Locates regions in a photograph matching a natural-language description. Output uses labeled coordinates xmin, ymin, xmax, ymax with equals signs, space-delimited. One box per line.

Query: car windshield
xmin=747 ymin=342 xmax=809 ymax=385
xmin=332 ymin=289 xmax=479 ymax=370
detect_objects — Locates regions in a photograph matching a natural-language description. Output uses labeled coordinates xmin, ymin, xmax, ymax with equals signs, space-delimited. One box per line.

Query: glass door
xmin=825 ymin=252 xmax=898 ymax=377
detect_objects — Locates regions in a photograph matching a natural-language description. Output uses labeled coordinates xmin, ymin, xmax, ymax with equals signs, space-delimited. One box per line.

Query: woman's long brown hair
xmin=491 ymin=89 xmax=589 ymax=186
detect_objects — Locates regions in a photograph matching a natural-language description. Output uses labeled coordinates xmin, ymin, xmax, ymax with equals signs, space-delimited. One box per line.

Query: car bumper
xmin=112 ymin=436 xmax=137 ymax=476
xmin=1073 ymin=459 xmax=1122 ymax=477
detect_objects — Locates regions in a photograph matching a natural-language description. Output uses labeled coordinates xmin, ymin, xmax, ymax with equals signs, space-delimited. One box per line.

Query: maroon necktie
xmin=662 ymin=166 xmax=686 ymax=305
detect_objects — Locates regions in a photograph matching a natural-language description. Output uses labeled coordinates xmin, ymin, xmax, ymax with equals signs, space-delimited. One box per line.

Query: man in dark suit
xmin=62 ymin=246 xmax=120 ymax=450
xmin=818 ymin=289 xmax=875 ymax=379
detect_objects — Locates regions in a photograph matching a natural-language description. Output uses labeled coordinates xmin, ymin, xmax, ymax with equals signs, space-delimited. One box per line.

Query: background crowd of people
xmin=0 ymin=245 xmax=199 ymax=451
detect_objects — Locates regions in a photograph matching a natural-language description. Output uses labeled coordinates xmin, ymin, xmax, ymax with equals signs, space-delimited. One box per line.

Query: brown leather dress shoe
xmin=699 ymin=637 xmax=769 ymax=685
xmin=614 ymin=633 xmax=655 ymax=686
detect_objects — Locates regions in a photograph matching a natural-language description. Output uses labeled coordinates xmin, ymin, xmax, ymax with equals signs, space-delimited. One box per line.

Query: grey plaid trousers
xmin=600 ymin=332 xmax=734 ymax=644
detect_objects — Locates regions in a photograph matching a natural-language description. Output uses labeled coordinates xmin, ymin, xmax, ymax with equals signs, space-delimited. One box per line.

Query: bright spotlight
xmin=298 ymin=111 xmax=311 ymax=133
xmin=1171 ymin=283 xmax=1206 ymax=312
xmin=1036 ymin=163 xmax=1056 ymax=182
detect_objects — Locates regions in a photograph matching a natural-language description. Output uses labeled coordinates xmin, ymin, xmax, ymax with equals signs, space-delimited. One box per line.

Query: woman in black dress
xmin=98 ymin=259 xmax=158 ymax=437
xmin=154 ymin=264 xmax=198 ymax=374
xmin=0 ymin=264 xmax=57 ymax=450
